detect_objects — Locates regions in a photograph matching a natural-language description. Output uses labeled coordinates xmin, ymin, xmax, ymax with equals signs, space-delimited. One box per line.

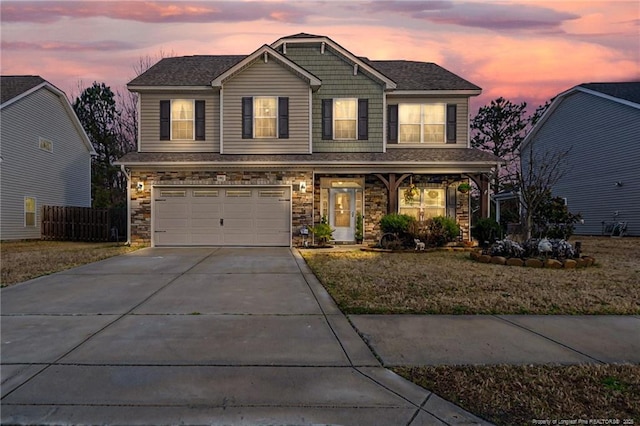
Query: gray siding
xmin=139 ymin=90 xmax=219 ymax=152
xmin=523 ymin=91 xmax=640 ymax=236
xmin=386 ymin=96 xmax=470 ymax=146
xmin=222 ymin=58 xmax=310 ymax=154
xmin=282 ymin=44 xmax=385 ymax=152
xmin=0 ymin=88 xmax=92 ymax=240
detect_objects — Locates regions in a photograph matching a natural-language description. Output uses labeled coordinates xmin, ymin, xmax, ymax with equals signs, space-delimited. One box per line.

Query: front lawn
xmin=300 ymin=236 xmax=640 ymax=315
xmin=1 ymin=240 xmax=141 ymax=286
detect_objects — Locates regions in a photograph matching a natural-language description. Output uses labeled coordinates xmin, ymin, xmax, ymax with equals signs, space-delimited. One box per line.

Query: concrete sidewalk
xmin=1 ymin=247 xmax=488 ymax=426
xmin=350 ymin=314 xmax=640 ymax=366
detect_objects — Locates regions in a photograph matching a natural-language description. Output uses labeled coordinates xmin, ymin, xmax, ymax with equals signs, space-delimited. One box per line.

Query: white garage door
xmin=153 ymin=187 xmax=291 ymax=246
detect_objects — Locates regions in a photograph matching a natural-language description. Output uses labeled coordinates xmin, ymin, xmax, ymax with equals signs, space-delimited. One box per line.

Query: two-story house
xmin=1 ymin=75 xmax=95 ymax=240
xmin=117 ymin=33 xmax=501 ymax=247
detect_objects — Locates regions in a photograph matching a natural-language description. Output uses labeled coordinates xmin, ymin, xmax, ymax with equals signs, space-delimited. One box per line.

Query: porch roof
xmin=116 ymin=148 xmax=502 ymax=173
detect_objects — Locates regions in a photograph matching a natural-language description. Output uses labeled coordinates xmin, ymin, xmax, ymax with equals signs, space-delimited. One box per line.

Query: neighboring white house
xmin=521 ymin=82 xmax=640 ymax=237
xmin=0 ymin=75 xmax=96 ymax=240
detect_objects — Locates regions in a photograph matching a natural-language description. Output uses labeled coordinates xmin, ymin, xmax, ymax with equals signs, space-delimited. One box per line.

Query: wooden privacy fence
xmin=41 ymin=206 xmax=126 ymax=242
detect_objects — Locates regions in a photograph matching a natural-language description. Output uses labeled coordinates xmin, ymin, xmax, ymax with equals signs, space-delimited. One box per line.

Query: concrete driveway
xmin=1 ymin=247 xmax=487 ymax=425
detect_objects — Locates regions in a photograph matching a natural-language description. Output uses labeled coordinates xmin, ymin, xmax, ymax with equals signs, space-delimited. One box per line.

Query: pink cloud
xmin=2 ymin=40 xmax=136 ymax=52
xmin=0 ymin=1 xmax=307 ymax=24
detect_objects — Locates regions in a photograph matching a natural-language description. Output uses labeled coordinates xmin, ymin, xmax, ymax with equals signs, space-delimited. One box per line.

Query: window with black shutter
xmin=446 ymin=104 xmax=457 ymax=143
xmin=387 ymin=104 xmax=398 ymax=143
xmin=278 ymin=97 xmax=289 ymax=139
xmin=195 ymin=100 xmax=205 ymax=140
xmin=358 ymin=98 xmax=368 ymax=140
xmin=160 ymin=100 xmax=170 ymax=140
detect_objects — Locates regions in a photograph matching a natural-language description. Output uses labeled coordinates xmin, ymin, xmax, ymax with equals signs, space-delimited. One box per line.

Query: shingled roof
xmin=128 ymin=35 xmax=480 ymax=92
xmin=580 ymin=82 xmax=640 ymax=105
xmin=1 ymin=75 xmax=46 ymax=104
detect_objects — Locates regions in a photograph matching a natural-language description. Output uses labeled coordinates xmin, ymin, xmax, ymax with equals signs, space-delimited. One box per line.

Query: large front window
xmin=399 ymin=103 xmax=445 ymax=143
xmin=334 ymin=98 xmax=357 ymax=140
xmin=399 ymin=187 xmax=446 ymax=220
xmin=254 ymin=97 xmax=277 ymax=138
xmin=171 ymin=100 xmax=194 ymax=140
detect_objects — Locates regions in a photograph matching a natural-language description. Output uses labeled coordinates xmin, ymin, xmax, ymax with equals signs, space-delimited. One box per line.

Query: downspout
xmin=120 ymin=165 xmax=132 ymax=245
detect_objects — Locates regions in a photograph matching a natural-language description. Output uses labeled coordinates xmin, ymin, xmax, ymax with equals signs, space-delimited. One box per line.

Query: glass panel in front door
xmin=330 ymin=188 xmax=355 ymax=241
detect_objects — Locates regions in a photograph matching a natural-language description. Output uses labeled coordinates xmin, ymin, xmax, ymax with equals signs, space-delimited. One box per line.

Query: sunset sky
xmin=1 ymin=0 xmax=638 ymax=115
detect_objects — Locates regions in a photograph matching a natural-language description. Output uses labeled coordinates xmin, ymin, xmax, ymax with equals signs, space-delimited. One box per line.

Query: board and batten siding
xmin=282 ymin=44 xmax=385 ymax=153
xmin=139 ymin=90 xmax=219 ymax=152
xmin=222 ymin=58 xmax=310 ymax=154
xmin=386 ymin=96 xmax=469 ymax=147
xmin=522 ymin=90 xmax=640 ymax=236
xmin=0 ymin=88 xmax=92 ymax=240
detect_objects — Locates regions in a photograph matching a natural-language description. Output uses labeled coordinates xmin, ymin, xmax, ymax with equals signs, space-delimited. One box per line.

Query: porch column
xmin=374 ymin=173 xmax=411 ymax=214
xmin=469 ymin=174 xmax=490 ymax=218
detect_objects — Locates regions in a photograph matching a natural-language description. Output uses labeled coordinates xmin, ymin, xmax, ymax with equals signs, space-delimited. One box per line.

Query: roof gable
xmin=0 ymin=75 xmax=96 ymax=155
xmin=211 ymin=45 xmax=321 ymax=89
xmin=522 ymin=82 xmax=640 ymax=150
xmin=1 ymin=75 xmax=47 ymax=105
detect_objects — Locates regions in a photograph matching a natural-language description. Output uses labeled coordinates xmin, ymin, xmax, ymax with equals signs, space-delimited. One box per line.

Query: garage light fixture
xmin=136 ymin=182 xmax=144 ymax=192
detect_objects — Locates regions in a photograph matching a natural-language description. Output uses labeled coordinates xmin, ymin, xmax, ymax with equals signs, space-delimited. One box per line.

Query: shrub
xmin=309 ymin=216 xmax=334 ymax=246
xmin=472 ymin=218 xmax=501 ymax=247
xmin=489 ymin=239 xmax=525 ymax=258
xmin=489 ymin=238 xmax=576 ymax=260
xmin=431 ymin=216 xmax=460 ymax=242
xmin=380 ymin=214 xmax=416 ymax=235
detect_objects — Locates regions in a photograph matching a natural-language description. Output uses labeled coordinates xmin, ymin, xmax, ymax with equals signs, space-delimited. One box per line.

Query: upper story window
xmin=322 ymin=98 xmax=368 ymax=141
xmin=160 ymin=100 xmax=205 ymax=141
xmin=171 ymin=100 xmax=194 ymax=140
xmin=254 ymin=97 xmax=277 ymax=138
xmin=388 ymin=103 xmax=457 ymax=144
xmin=399 ymin=103 xmax=445 ymax=143
xmin=333 ymin=98 xmax=357 ymax=140
xmin=242 ymin=97 xmax=289 ymax=139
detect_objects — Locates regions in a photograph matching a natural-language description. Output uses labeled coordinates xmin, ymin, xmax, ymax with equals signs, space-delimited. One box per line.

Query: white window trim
xmin=333 ymin=98 xmax=358 ymax=141
xmin=253 ymin=96 xmax=278 ymax=139
xmin=170 ymin=99 xmax=195 ymax=141
xmin=399 ymin=103 xmax=446 ymax=144
xmin=38 ymin=137 xmax=53 ymax=153
xmin=24 ymin=196 xmax=36 ymax=227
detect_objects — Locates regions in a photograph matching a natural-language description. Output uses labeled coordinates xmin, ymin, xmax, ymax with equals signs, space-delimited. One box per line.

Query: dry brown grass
xmin=393 ymin=364 xmax=640 ymax=425
xmin=300 ymin=236 xmax=640 ymax=315
xmin=1 ymin=240 xmax=141 ymax=286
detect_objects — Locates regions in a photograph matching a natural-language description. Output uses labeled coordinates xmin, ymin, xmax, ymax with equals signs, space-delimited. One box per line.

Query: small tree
xmin=309 ymin=216 xmax=334 ymax=246
xmin=517 ymin=144 xmax=572 ymax=239
xmin=533 ymin=191 xmax=582 ymax=239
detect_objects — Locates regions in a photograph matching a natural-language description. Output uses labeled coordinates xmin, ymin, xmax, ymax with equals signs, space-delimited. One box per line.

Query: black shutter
xmin=358 ymin=98 xmax=368 ymax=140
xmin=322 ymin=99 xmax=333 ymax=140
xmin=446 ymin=104 xmax=457 ymax=143
xmin=195 ymin=100 xmax=205 ymax=140
xmin=160 ymin=100 xmax=170 ymax=140
xmin=278 ymin=97 xmax=289 ymax=139
xmin=447 ymin=185 xmax=457 ymax=219
xmin=242 ymin=97 xmax=253 ymax=139
xmin=387 ymin=104 xmax=398 ymax=143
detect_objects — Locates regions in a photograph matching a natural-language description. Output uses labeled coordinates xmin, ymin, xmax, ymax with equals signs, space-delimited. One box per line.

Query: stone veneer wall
xmin=129 ymin=169 xmax=313 ymax=246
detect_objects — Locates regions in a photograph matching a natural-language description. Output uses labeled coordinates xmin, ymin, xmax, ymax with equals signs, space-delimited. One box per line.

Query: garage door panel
xmin=154 ymin=186 xmax=290 ymax=247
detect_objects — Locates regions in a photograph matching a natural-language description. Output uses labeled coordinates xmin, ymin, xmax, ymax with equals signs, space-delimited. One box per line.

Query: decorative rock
xmin=583 ymin=256 xmax=595 ymax=267
xmin=545 ymin=259 xmax=563 ymax=269
xmin=575 ymin=258 xmax=586 ymax=268
xmin=491 ymin=256 xmax=507 ymax=265
xmin=563 ymin=259 xmax=577 ymax=269
xmin=525 ymin=258 xmax=544 ymax=268
xmin=506 ymin=258 xmax=524 ymax=267
xmin=478 ymin=255 xmax=492 ymax=263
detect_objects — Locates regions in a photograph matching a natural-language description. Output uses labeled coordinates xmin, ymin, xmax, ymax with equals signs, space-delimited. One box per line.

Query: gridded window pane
xmin=335 ymin=120 xmax=356 ymax=139
xmin=254 ymin=97 xmax=276 ymax=138
xmin=334 ymin=99 xmax=356 ymax=140
xmin=423 ymin=104 xmax=445 ymax=124
xmin=399 ymin=105 xmax=421 ymax=143
xmin=171 ymin=100 xmax=194 ymax=140
xmin=424 ymin=124 xmax=445 ymax=143
xmin=24 ymin=197 xmax=36 ymax=227
xmin=399 ymin=124 xmax=421 ymax=143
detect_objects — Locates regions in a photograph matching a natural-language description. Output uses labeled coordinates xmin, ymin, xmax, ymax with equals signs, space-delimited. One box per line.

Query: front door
xmin=330 ymin=188 xmax=355 ymax=241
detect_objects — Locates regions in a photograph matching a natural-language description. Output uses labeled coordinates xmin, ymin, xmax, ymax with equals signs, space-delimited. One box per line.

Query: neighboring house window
xmin=322 ymin=98 xmax=368 ymax=140
xmin=242 ymin=97 xmax=289 ymax=139
xmin=398 ymin=187 xmax=446 ymax=220
xmin=39 ymin=137 xmax=53 ymax=153
xmin=159 ymin=100 xmax=205 ymax=141
xmin=24 ymin=197 xmax=36 ymax=227
xmin=388 ymin=103 xmax=456 ymax=144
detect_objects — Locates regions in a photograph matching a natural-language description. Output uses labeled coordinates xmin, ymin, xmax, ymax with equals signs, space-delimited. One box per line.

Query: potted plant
xmin=457 ymin=182 xmax=472 ymax=193
xmin=355 ymin=212 xmax=363 ymax=244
